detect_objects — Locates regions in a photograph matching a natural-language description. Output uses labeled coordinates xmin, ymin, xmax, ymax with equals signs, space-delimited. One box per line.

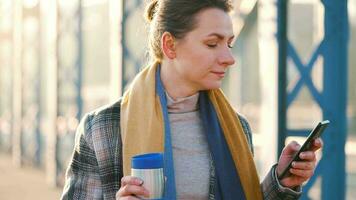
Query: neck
xmin=160 ymin=60 xmax=199 ymax=100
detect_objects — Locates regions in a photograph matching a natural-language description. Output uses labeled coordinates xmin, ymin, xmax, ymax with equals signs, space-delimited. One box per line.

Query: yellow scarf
xmin=120 ymin=62 xmax=262 ymax=200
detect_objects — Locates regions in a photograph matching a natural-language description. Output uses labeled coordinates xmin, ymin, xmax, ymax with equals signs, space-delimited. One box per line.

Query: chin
xmin=202 ymin=81 xmax=222 ymax=90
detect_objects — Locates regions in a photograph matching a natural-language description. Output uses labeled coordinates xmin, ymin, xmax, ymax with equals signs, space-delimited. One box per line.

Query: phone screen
xmin=278 ymin=120 xmax=330 ymax=179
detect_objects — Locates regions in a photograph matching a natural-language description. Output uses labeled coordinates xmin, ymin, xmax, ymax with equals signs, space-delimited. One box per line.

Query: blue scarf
xmin=155 ymin=66 xmax=246 ymax=200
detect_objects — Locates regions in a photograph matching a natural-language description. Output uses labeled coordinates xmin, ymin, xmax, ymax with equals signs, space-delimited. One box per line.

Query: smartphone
xmin=278 ymin=120 xmax=330 ymax=179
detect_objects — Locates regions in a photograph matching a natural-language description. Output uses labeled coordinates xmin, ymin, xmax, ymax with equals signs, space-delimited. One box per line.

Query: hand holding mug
xmin=116 ymin=153 xmax=164 ymax=200
xmin=116 ymin=176 xmax=149 ymax=199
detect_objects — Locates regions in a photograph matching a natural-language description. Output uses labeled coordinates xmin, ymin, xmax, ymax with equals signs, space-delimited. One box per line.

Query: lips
xmin=211 ymin=71 xmax=225 ymax=78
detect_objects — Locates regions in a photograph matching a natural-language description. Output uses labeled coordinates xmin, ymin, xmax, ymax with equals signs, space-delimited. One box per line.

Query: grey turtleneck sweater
xmin=166 ymin=92 xmax=210 ymax=200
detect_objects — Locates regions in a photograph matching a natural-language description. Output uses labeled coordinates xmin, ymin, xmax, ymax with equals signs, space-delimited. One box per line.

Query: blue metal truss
xmin=122 ymin=0 xmax=145 ymax=89
xmin=287 ymin=41 xmax=324 ymax=108
xmin=122 ymin=0 xmax=349 ymax=198
xmin=56 ymin=0 xmax=83 ymax=184
xmin=21 ymin=3 xmax=42 ymax=167
xmin=0 ymin=1 xmax=13 ymax=153
xmin=277 ymin=0 xmax=349 ymax=199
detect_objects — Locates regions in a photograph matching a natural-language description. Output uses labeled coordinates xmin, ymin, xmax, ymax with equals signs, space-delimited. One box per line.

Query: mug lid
xmin=132 ymin=153 xmax=164 ymax=169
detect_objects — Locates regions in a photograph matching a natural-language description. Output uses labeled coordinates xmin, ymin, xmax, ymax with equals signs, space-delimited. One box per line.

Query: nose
xmin=218 ymin=48 xmax=235 ymax=67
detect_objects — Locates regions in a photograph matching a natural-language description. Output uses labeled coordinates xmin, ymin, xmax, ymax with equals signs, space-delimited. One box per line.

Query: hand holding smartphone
xmin=278 ymin=120 xmax=330 ymax=179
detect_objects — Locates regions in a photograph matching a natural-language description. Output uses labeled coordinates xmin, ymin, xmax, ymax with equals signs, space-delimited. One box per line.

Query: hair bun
xmin=145 ymin=0 xmax=158 ymax=22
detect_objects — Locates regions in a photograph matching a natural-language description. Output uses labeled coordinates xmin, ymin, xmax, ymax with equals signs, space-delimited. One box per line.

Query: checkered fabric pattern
xmin=61 ymin=100 xmax=301 ymax=200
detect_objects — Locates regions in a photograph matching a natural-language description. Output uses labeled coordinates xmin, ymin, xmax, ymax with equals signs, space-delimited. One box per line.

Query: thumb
xmin=282 ymin=141 xmax=300 ymax=157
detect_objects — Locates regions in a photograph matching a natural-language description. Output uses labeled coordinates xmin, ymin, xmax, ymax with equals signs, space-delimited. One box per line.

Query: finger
xmin=118 ymin=196 xmax=140 ymax=200
xmin=117 ymin=185 xmax=149 ymax=198
xmin=115 ymin=192 xmax=140 ymax=200
xmin=291 ymin=161 xmax=315 ymax=170
xmin=121 ymin=176 xmax=144 ymax=187
xmin=116 ymin=190 xmax=141 ymax=200
xmin=282 ymin=141 xmax=301 ymax=157
xmin=299 ymin=151 xmax=316 ymax=161
xmin=126 ymin=197 xmax=140 ymax=200
xmin=310 ymin=138 xmax=323 ymax=152
xmin=290 ymin=168 xmax=314 ymax=178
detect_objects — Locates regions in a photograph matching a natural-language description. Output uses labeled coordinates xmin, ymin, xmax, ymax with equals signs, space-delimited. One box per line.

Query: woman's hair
xmin=145 ymin=0 xmax=233 ymax=62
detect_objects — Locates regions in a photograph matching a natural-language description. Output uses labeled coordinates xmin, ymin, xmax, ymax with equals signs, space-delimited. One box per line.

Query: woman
xmin=61 ymin=0 xmax=322 ymax=199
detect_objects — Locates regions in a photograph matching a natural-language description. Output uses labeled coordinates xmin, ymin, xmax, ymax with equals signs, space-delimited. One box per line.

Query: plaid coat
xmin=61 ymin=100 xmax=301 ymax=200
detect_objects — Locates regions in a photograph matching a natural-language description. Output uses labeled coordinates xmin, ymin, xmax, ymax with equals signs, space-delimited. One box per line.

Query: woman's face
xmin=172 ymin=8 xmax=235 ymax=91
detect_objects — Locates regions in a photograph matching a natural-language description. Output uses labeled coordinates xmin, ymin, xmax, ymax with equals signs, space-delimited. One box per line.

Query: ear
xmin=161 ymin=32 xmax=176 ymax=59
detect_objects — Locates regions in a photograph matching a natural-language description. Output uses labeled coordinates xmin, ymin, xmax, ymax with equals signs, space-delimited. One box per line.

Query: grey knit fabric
xmin=167 ymin=92 xmax=210 ymax=200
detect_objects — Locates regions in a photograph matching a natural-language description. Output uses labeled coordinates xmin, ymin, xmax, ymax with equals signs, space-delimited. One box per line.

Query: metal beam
xmin=320 ymin=0 xmax=348 ymax=199
xmin=12 ymin=0 xmax=23 ymax=167
xmin=40 ymin=0 xmax=58 ymax=187
xmin=277 ymin=0 xmax=349 ymax=199
xmin=277 ymin=0 xmax=288 ymax=157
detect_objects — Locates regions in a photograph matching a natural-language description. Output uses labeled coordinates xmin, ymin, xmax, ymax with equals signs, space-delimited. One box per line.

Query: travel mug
xmin=131 ymin=153 xmax=164 ymax=200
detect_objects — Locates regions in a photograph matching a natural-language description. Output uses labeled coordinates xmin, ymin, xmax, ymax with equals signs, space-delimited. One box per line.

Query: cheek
xmin=183 ymin=50 xmax=204 ymax=63
xmin=186 ymin=62 xmax=212 ymax=81
xmin=176 ymin=45 xmax=216 ymax=80
xmin=179 ymin=43 xmax=214 ymax=63
xmin=193 ymin=48 xmax=215 ymax=63
xmin=188 ymin=51 xmax=215 ymax=71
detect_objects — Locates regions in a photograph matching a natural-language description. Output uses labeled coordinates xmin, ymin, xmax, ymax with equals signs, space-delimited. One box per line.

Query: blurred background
xmin=0 ymin=0 xmax=355 ymax=199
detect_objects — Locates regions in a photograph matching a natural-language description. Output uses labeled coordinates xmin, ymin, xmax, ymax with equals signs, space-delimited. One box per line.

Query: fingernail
xmin=292 ymin=162 xmax=296 ymax=167
xmin=295 ymin=144 xmax=300 ymax=150
xmin=300 ymin=153 xmax=305 ymax=158
xmin=137 ymin=179 xmax=144 ymax=185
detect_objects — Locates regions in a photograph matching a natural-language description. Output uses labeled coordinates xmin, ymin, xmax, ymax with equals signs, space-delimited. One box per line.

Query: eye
xmin=207 ymin=44 xmax=217 ymax=48
xmin=228 ymin=44 xmax=233 ymax=49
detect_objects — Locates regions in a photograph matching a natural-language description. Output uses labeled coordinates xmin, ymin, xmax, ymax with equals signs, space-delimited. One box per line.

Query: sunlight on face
xmin=172 ymin=8 xmax=236 ymax=91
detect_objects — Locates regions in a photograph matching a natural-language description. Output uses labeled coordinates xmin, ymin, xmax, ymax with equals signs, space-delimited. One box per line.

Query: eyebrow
xmin=206 ymin=33 xmax=235 ymax=40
